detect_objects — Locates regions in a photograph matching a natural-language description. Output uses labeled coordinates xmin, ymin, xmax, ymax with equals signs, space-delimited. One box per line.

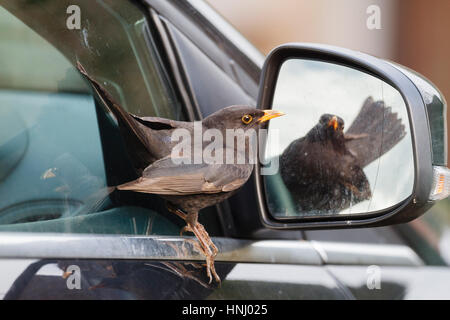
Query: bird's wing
xmin=345 ymin=96 xmax=406 ymax=167
xmin=130 ymin=115 xmax=192 ymax=131
xmin=117 ymin=156 xmax=253 ymax=195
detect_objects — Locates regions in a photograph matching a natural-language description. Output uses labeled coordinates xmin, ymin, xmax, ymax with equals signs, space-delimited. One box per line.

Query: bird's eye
xmin=241 ymin=114 xmax=253 ymax=124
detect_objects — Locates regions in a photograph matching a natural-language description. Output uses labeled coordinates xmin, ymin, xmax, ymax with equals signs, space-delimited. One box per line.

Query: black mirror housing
xmin=255 ymin=43 xmax=448 ymax=230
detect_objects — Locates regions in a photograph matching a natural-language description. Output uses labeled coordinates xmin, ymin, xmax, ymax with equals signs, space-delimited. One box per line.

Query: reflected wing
xmin=117 ymin=156 xmax=252 ymax=195
xmin=345 ymin=96 xmax=406 ymax=167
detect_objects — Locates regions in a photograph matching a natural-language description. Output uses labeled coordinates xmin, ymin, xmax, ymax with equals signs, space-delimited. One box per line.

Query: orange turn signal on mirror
xmin=429 ymin=166 xmax=450 ymax=201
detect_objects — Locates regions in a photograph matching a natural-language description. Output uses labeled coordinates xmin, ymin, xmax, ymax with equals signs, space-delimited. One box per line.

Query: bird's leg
xmin=166 ymin=205 xmax=203 ymax=256
xmin=185 ymin=213 xmax=220 ymax=284
xmin=166 ymin=203 xmax=188 ymax=221
xmin=194 ymin=222 xmax=218 ymax=257
xmin=166 ymin=203 xmax=220 ymax=284
xmin=166 ymin=203 xmax=214 ymax=254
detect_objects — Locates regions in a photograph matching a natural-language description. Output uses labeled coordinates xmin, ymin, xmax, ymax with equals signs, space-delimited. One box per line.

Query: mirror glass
xmin=263 ymin=58 xmax=414 ymax=218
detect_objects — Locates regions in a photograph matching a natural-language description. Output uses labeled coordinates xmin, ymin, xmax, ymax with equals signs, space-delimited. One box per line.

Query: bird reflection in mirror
xmin=280 ymin=97 xmax=406 ymax=214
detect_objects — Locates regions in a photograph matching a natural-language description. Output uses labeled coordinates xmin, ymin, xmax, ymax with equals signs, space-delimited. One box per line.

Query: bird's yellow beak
xmin=328 ymin=116 xmax=339 ymax=131
xmin=257 ymin=109 xmax=285 ymax=123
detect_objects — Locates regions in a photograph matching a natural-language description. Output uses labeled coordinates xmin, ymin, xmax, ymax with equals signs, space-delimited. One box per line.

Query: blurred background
xmin=206 ymin=0 xmax=450 ymax=262
xmin=206 ymin=0 xmax=449 ymax=158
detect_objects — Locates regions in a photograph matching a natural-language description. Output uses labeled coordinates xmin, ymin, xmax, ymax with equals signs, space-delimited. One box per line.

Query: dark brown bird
xmin=76 ymin=62 xmax=284 ymax=283
xmin=280 ymin=97 xmax=405 ymax=214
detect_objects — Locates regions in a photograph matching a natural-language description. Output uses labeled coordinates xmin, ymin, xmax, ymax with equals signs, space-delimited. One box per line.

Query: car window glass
xmin=0 ymin=1 xmax=187 ymax=236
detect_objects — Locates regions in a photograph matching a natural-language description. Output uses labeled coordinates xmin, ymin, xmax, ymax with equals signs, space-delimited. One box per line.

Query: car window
xmin=0 ymin=1 xmax=192 ymax=236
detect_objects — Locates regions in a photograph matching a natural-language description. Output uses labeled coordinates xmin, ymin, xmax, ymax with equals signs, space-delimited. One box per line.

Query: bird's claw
xmin=168 ymin=206 xmax=221 ymax=284
xmin=184 ymin=220 xmax=220 ymax=284
xmin=193 ymin=222 xmax=220 ymax=285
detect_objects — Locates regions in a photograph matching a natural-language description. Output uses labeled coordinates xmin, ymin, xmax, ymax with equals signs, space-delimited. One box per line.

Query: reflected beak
xmin=328 ymin=116 xmax=339 ymax=131
xmin=257 ymin=109 xmax=285 ymax=123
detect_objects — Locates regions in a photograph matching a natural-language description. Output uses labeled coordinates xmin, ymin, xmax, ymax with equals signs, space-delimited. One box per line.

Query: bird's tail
xmin=345 ymin=96 xmax=406 ymax=167
xmin=76 ymin=61 xmax=150 ymax=151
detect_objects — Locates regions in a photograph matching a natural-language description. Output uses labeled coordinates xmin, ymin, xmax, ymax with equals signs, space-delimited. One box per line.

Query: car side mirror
xmin=255 ymin=43 xmax=449 ymax=229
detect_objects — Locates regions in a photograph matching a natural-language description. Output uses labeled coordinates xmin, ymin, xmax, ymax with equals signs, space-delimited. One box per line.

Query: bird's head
xmin=320 ymin=114 xmax=345 ymax=135
xmin=308 ymin=114 xmax=345 ymax=142
xmin=203 ymin=105 xmax=285 ymax=131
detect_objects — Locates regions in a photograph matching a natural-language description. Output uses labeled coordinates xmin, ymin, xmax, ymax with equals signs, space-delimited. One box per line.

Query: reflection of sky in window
xmin=266 ymin=59 xmax=414 ymax=215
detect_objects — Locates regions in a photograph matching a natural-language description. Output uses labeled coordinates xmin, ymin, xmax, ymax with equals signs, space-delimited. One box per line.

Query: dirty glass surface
xmin=0 ymin=0 xmax=190 ymax=235
xmin=263 ymin=58 xmax=414 ymax=218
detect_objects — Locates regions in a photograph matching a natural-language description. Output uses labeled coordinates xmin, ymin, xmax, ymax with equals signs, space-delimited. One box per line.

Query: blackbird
xmin=280 ymin=97 xmax=405 ymax=213
xmin=76 ymin=62 xmax=284 ymax=283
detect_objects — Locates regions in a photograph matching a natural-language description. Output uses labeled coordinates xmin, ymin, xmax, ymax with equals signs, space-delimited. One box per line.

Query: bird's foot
xmin=166 ymin=203 xmax=220 ymax=284
xmin=205 ymin=252 xmax=221 ymax=284
xmin=181 ymin=220 xmax=220 ymax=284
xmin=195 ymin=222 xmax=219 ymax=257
xmin=187 ymin=221 xmax=220 ymax=284
xmin=179 ymin=217 xmax=218 ymax=257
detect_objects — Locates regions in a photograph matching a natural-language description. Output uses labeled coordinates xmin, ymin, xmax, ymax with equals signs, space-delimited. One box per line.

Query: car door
xmin=143 ymin=0 xmax=450 ymax=300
